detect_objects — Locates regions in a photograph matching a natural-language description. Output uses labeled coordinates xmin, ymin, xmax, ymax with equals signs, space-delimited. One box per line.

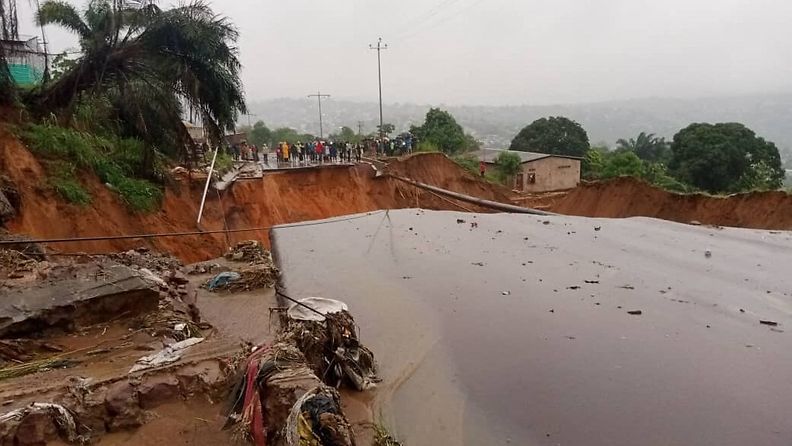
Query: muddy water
xmin=272 ymin=210 xmax=792 ymax=446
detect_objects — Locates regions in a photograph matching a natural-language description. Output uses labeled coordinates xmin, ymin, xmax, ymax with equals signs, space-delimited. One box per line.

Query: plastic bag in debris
xmin=129 ymin=337 xmax=204 ymax=373
xmin=287 ymin=297 xmax=348 ymax=322
xmin=206 ymin=271 xmax=241 ymax=290
xmin=285 ymin=387 xmax=353 ymax=446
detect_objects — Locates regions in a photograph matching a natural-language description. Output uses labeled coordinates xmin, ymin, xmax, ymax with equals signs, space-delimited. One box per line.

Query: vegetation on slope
xmin=21 ymin=123 xmax=164 ymax=211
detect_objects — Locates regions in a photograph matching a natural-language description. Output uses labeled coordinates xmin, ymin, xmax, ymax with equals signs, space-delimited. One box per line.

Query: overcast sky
xmin=18 ymin=0 xmax=792 ymax=106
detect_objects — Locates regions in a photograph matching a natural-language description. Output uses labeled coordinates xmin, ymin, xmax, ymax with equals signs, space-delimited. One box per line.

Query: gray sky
xmin=19 ymin=0 xmax=792 ymax=105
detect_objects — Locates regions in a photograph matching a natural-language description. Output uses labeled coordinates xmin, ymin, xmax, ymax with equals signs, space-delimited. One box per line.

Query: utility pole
xmin=307 ymin=90 xmax=331 ymax=139
xmin=244 ymin=112 xmax=258 ymax=128
xmin=357 ymin=121 xmax=364 ymax=139
xmin=369 ymin=37 xmax=388 ymax=153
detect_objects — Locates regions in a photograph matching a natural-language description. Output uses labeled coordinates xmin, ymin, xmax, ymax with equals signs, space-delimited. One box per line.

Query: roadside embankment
xmin=532 ymin=176 xmax=792 ymax=230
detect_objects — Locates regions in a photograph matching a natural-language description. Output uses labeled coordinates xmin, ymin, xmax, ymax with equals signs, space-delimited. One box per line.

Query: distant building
xmin=225 ymin=132 xmax=248 ymax=146
xmin=0 ymin=36 xmax=46 ymax=86
xmin=475 ymin=148 xmax=581 ymax=192
xmin=183 ymin=121 xmax=206 ymax=145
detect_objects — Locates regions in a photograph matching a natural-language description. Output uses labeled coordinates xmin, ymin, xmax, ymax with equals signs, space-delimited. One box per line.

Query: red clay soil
xmin=3 ymin=124 xmax=791 ymax=263
xmin=384 ymin=152 xmax=516 ymax=202
xmin=536 ymin=177 xmax=792 ymax=230
xmin=0 ymin=130 xmax=503 ymax=263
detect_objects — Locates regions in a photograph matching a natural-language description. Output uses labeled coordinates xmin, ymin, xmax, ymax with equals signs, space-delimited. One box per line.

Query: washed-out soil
xmin=2 ymin=125 xmax=792 ymax=264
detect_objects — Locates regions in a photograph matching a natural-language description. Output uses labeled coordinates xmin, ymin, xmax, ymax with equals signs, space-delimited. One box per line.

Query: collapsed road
xmin=272 ymin=209 xmax=792 ymax=446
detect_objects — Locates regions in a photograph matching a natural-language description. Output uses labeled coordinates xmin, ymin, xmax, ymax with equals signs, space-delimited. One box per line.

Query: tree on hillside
xmin=330 ymin=126 xmax=360 ymax=143
xmin=601 ymin=151 xmax=644 ymax=178
xmin=615 ymin=132 xmax=671 ymax=163
xmin=269 ymin=127 xmax=314 ymax=146
xmin=248 ymin=121 xmax=271 ymax=147
xmin=33 ymin=0 xmax=245 ymax=169
xmin=377 ymin=123 xmax=395 ymax=136
xmin=669 ymin=123 xmax=784 ymax=193
xmin=510 ymin=116 xmax=589 ymax=157
xmin=493 ymin=151 xmax=522 ymax=183
xmin=410 ymin=108 xmax=474 ymax=154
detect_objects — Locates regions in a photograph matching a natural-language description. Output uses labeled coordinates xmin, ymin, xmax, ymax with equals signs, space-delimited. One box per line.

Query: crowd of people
xmin=226 ymin=140 xmax=364 ymax=167
xmin=272 ymin=140 xmax=364 ymax=166
xmin=224 ymin=132 xmax=419 ymax=168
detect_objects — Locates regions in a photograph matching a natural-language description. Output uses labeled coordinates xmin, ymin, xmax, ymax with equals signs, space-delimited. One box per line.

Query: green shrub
xmin=415 ymin=141 xmax=440 ymax=153
xmin=21 ymin=123 xmax=163 ymax=212
xmin=452 ymin=154 xmax=480 ymax=175
xmin=214 ymin=150 xmax=234 ymax=174
xmin=493 ymin=151 xmax=522 ymax=183
xmin=47 ymin=161 xmax=91 ymax=205
xmin=51 ymin=177 xmax=92 ymax=205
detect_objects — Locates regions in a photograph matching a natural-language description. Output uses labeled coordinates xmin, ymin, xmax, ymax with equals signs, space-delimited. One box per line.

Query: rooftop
xmin=474 ymin=148 xmax=582 ymax=163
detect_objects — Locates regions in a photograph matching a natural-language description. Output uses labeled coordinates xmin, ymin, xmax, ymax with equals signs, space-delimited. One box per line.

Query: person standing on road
xmin=479 ymin=160 xmax=486 ymax=177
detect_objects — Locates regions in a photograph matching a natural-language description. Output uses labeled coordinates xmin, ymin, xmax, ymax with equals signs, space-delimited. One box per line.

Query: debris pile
xmin=0 ymin=175 xmax=19 ymax=224
xmin=205 ymin=241 xmax=279 ymax=292
xmin=284 ymin=298 xmax=378 ymax=391
xmin=109 ymin=247 xmax=184 ymax=273
xmin=0 ymin=248 xmax=48 ymax=282
xmin=228 ymin=297 xmax=376 ymax=445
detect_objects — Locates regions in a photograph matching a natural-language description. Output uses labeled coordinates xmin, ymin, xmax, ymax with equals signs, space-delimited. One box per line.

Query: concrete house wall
xmin=516 ymin=156 xmax=581 ymax=192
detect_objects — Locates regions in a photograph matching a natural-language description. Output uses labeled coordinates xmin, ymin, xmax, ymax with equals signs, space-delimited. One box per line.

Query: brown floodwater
xmin=272 ymin=209 xmax=792 ymax=446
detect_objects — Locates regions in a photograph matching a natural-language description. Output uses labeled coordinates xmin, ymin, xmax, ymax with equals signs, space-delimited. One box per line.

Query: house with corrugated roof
xmin=475 ymin=148 xmax=581 ymax=192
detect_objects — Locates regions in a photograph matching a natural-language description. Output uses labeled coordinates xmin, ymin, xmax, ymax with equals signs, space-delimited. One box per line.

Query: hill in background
xmin=249 ymin=93 xmax=792 ymax=165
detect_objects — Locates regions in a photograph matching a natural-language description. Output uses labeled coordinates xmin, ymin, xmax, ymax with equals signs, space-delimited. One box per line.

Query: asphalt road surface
xmin=272 ymin=209 xmax=792 ymax=446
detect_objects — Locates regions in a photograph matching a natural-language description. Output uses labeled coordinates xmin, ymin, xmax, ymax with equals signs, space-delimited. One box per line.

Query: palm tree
xmin=616 ymin=132 xmax=671 ymax=163
xmin=32 ymin=0 xmax=245 ymax=169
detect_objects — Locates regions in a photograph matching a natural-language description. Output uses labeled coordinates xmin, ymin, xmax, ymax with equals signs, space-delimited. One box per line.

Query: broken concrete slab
xmin=0 ymin=261 xmax=160 ymax=337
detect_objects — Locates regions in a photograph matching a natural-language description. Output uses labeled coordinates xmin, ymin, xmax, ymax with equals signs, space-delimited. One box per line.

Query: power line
xmin=388 ymin=0 xmax=464 ymax=40
xmin=396 ymin=0 xmax=485 ymax=43
xmin=307 ymin=90 xmax=331 ymax=139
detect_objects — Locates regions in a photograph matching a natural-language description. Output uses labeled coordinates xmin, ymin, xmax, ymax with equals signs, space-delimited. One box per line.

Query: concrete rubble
xmin=0 ymin=246 xmax=238 ymax=445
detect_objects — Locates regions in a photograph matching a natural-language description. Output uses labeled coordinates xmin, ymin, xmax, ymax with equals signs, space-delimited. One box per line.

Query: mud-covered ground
xmin=273 ymin=209 xmax=792 ymax=446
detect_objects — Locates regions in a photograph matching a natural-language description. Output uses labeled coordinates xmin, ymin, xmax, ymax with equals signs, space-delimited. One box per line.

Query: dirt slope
xmin=0 ymin=130 xmax=504 ymax=262
xmin=3 ymin=123 xmax=792 ymax=263
xmin=538 ymin=177 xmax=792 ymax=230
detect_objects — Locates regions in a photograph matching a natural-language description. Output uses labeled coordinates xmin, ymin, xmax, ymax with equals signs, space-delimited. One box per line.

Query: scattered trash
xmin=594 ymin=226 xmax=601 ymax=231
xmin=542 ymin=221 xmax=550 ymax=225
xmin=206 ymin=271 xmax=241 ymax=290
xmin=471 ymin=262 xmax=485 ymax=266
xmin=287 ymin=298 xmax=348 ymax=322
xmin=129 ymin=337 xmax=204 ymax=373
xmin=470 ymin=222 xmax=478 ymax=228
xmin=567 ymin=286 xmax=581 ymax=290
xmin=285 ymin=387 xmax=354 ymax=446
xmin=584 ymin=280 xmax=600 ymax=284
xmin=627 ymin=310 xmax=643 ymax=315
xmin=705 ymin=249 xmax=712 ymax=258
xmin=619 ymin=285 xmax=635 ymax=290
xmin=501 ymin=291 xmax=511 ymax=296
xmin=456 ymin=219 xmax=466 ymax=224
xmin=760 ymin=320 xmax=779 ymax=327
